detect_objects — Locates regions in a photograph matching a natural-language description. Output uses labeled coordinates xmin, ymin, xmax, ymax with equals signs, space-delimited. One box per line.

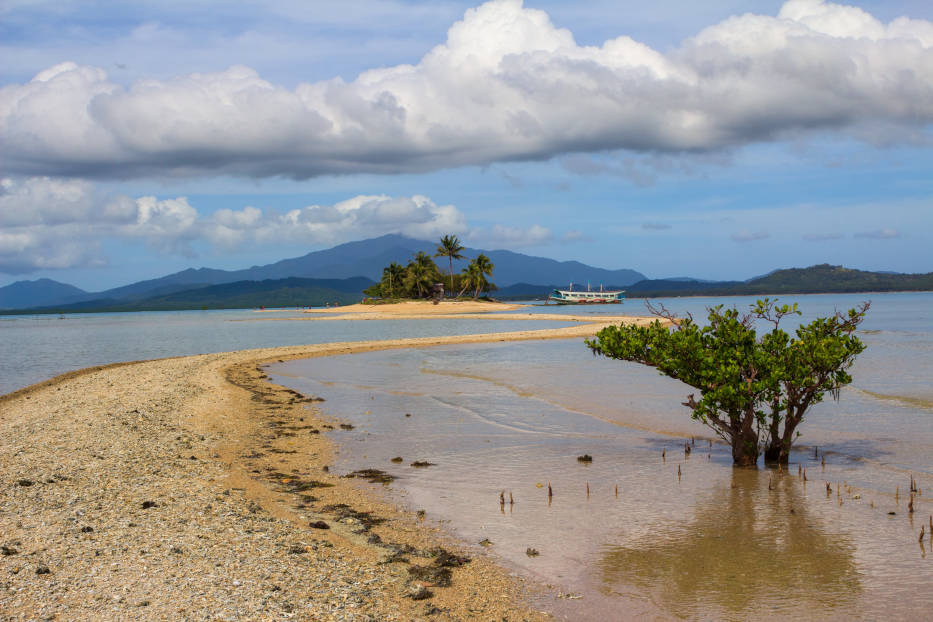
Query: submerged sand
xmin=304 ymin=300 xmax=528 ymax=315
xmin=0 ymin=318 xmax=651 ymax=621
xmin=246 ymin=299 xmax=633 ymax=324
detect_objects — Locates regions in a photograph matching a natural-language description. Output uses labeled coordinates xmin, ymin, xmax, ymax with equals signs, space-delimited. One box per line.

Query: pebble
xmin=0 ymin=342 xmax=550 ymax=622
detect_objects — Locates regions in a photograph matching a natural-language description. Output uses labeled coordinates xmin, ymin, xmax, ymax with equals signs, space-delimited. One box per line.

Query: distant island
xmin=1 ymin=232 xmax=931 ymax=314
xmin=497 ymin=264 xmax=933 ymax=300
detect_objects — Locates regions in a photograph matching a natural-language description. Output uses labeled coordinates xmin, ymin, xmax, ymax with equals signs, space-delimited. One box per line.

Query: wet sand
xmin=304 ymin=300 xmax=529 ymax=315
xmin=272 ymin=340 xmax=933 ymax=621
xmin=0 ymin=317 xmax=653 ymax=621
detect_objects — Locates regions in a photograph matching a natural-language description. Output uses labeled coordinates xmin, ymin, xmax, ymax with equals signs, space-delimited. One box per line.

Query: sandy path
xmin=302 ymin=300 xmax=529 ymax=315
xmin=0 ymin=319 xmax=651 ymax=621
xmin=245 ymin=312 xmax=637 ymax=323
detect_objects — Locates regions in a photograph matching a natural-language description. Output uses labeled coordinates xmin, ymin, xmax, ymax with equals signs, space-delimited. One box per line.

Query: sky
xmin=1 ymin=0 xmax=932 ymax=290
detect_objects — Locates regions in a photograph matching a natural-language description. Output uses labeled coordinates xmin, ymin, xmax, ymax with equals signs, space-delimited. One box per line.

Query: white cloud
xmin=1 ymin=0 xmax=932 ymax=179
xmin=204 ymin=194 xmax=467 ymax=249
xmin=0 ymin=176 xmax=471 ymax=273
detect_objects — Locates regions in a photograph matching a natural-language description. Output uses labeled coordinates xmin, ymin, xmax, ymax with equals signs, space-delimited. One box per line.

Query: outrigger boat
xmin=547 ymin=282 xmax=625 ymax=305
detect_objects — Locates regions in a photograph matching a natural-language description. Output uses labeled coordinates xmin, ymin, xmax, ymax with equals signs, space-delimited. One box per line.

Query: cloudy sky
xmin=1 ymin=0 xmax=932 ymax=290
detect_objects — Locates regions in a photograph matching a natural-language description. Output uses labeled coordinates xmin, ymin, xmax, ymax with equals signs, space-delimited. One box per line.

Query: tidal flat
xmin=2 ymin=293 xmax=931 ymax=620
xmin=271 ymin=331 xmax=933 ymax=621
xmin=1 ymin=321 xmax=631 ymax=621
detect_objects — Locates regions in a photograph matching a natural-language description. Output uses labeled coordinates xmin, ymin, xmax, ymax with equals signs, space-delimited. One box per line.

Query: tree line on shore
xmin=363 ymin=235 xmax=497 ymax=300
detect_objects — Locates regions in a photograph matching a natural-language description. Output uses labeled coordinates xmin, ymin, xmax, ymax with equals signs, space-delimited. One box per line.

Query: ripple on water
xmin=271 ymin=339 xmax=933 ymax=621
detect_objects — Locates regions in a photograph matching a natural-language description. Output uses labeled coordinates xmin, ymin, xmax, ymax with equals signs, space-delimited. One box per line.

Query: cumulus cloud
xmin=204 ymin=194 xmax=467 ymax=249
xmin=854 ymin=228 xmax=900 ymax=239
xmin=0 ymin=176 xmax=469 ymax=273
xmin=730 ymin=230 xmax=771 ymax=242
xmin=0 ymin=177 xmax=115 ymax=273
xmin=1 ymin=0 xmax=932 ymax=179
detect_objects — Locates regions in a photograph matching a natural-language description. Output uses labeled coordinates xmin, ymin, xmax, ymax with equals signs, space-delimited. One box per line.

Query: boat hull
xmin=548 ymin=288 xmax=625 ymax=305
xmin=548 ymin=297 xmax=623 ymax=305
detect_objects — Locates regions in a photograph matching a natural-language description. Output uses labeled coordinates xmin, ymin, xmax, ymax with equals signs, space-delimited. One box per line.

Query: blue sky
xmin=1 ymin=0 xmax=931 ymax=290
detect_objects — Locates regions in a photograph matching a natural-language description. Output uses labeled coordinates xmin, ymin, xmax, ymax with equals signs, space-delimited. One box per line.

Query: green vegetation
xmin=457 ymin=253 xmax=495 ymax=299
xmin=627 ymin=264 xmax=933 ymax=297
xmin=493 ymin=264 xmax=933 ymax=300
xmin=586 ymin=299 xmax=868 ymax=466
xmin=5 ymin=277 xmax=369 ymax=314
xmin=435 ymin=234 xmax=465 ymax=294
xmin=364 ymin=236 xmax=497 ymax=300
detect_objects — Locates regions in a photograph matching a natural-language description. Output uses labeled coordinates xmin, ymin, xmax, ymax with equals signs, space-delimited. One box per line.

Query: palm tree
xmin=381 ymin=262 xmax=406 ymax=298
xmin=405 ymin=251 xmax=439 ymax=298
xmin=459 ymin=254 xmax=495 ymax=300
xmin=434 ymin=235 xmax=465 ymax=295
xmin=457 ymin=262 xmax=480 ymax=298
xmin=472 ymin=253 xmax=494 ymax=299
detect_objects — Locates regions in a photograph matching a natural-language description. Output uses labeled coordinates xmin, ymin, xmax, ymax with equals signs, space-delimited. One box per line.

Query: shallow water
xmin=0 ymin=308 xmax=573 ymax=395
xmin=270 ymin=292 xmax=933 ymax=620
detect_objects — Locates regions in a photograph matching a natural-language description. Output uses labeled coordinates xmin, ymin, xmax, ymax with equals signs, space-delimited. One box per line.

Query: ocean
xmin=268 ymin=292 xmax=933 ymax=620
xmin=3 ymin=293 xmax=930 ymax=619
xmin=0 ymin=308 xmax=573 ymax=396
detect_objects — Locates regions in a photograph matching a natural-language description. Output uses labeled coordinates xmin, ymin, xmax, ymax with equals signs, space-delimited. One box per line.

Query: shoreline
xmin=238 ymin=312 xmax=636 ymax=323
xmin=0 ymin=319 xmax=651 ymax=620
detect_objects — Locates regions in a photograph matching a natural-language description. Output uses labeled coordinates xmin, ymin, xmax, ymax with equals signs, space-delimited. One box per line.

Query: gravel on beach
xmin=1 ymin=324 xmax=637 ymax=621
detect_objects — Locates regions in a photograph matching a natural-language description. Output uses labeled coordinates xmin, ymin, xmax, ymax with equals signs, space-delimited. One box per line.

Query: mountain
xmin=0 ymin=279 xmax=88 ymax=310
xmin=16 ymin=277 xmax=375 ymax=313
xmin=742 ymin=264 xmax=933 ymax=294
xmin=623 ymin=265 xmax=933 ymax=298
xmin=6 ymin=239 xmax=927 ymax=312
xmin=473 ymin=248 xmax=644 ymax=289
xmin=23 ymin=234 xmax=645 ymax=308
xmin=100 ymin=234 xmax=646 ymax=296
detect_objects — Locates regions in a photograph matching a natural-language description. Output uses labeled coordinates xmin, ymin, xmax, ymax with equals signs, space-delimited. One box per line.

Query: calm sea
xmin=4 ymin=294 xmax=931 ymax=619
xmin=0 ymin=308 xmax=573 ymax=396
xmin=270 ymin=292 xmax=933 ymax=621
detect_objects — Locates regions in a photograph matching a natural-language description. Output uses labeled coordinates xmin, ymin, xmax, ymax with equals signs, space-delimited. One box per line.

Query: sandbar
xmin=0 ymin=318 xmax=651 ymax=620
xmin=304 ymin=300 xmax=528 ymax=315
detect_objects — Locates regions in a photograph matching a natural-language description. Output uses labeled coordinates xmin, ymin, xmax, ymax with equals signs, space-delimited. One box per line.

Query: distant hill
xmin=495 ymin=265 xmax=933 ymax=300
xmin=4 ymin=245 xmax=930 ymax=313
xmin=0 ymin=278 xmax=88 ymax=310
xmin=104 ymin=234 xmax=645 ymax=297
xmin=13 ymin=277 xmax=375 ymax=313
xmin=740 ymin=264 xmax=933 ymax=294
xmin=623 ymin=265 xmax=933 ymax=298
xmin=0 ymin=234 xmax=647 ymax=310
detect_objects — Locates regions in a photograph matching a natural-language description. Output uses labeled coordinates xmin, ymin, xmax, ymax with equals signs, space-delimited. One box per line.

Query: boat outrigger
xmin=547 ymin=283 xmax=625 ymax=305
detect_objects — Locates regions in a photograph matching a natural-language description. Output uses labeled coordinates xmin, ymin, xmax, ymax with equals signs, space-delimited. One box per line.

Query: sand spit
xmin=0 ymin=320 xmax=650 ymax=621
xmin=304 ymin=300 xmax=527 ymax=315
xmin=248 ymin=312 xmax=635 ymax=323
xmin=243 ymin=299 xmax=634 ymax=324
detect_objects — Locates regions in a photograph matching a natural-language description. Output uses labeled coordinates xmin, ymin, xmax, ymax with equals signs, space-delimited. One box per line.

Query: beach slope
xmin=0 ymin=319 xmax=650 ymax=620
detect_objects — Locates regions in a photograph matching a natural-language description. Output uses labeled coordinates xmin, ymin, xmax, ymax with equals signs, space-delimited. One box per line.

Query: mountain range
xmin=0 ymin=234 xmax=645 ymax=310
xmin=1 ymin=235 xmax=931 ymax=312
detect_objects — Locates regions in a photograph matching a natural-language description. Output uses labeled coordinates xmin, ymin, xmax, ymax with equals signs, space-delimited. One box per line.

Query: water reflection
xmin=597 ymin=469 xmax=861 ymax=620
